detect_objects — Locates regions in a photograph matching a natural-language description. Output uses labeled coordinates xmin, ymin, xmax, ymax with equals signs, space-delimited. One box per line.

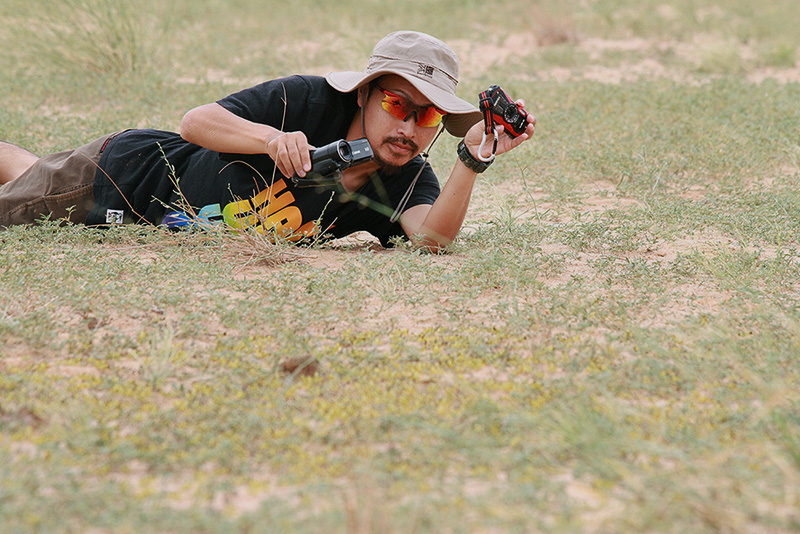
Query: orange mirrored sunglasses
xmin=373 ymin=84 xmax=447 ymax=128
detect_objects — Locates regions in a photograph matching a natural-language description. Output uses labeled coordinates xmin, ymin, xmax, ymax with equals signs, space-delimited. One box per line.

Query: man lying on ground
xmin=0 ymin=31 xmax=535 ymax=251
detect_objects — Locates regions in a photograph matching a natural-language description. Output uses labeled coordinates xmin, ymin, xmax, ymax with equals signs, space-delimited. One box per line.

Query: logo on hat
xmin=416 ymin=64 xmax=435 ymax=78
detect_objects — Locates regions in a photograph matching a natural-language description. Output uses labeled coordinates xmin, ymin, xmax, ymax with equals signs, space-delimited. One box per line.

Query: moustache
xmin=382 ymin=136 xmax=419 ymax=154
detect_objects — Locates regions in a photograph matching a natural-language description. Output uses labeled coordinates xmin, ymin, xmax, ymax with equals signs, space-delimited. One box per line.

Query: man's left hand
xmin=462 ymin=99 xmax=536 ymax=161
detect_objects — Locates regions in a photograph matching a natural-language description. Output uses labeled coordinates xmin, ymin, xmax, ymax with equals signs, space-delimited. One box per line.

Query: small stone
xmin=279 ymin=356 xmax=319 ymax=377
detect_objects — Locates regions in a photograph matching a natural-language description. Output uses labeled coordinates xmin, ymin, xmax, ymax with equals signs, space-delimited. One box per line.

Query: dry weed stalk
xmin=220 ymin=225 xmax=309 ymax=267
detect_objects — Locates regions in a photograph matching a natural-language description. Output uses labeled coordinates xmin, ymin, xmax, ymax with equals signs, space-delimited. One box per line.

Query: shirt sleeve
xmin=215 ymin=76 xmax=354 ymax=148
xmin=216 ymin=75 xmax=314 ymax=128
xmin=404 ymin=160 xmax=440 ymax=210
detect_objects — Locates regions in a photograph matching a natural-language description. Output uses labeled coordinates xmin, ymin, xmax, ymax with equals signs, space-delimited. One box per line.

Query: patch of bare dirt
xmin=452 ymin=33 xmax=800 ymax=85
xmin=175 ymin=31 xmax=799 ymax=89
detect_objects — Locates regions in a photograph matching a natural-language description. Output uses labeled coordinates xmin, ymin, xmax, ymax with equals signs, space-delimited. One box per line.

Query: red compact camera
xmin=481 ymin=85 xmax=529 ymax=138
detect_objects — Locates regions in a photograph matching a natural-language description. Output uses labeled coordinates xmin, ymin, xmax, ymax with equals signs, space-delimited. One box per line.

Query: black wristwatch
xmin=457 ymin=140 xmax=493 ymax=174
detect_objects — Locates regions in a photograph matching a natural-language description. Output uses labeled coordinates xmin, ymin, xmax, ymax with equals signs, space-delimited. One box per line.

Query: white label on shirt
xmin=106 ymin=209 xmax=124 ymax=224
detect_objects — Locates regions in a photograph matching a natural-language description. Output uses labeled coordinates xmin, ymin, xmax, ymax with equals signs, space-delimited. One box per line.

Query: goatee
xmin=375 ymin=136 xmax=419 ymax=176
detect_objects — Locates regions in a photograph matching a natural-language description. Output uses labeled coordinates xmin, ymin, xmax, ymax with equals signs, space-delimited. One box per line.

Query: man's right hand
xmin=181 ymin=104 xmax=314 ymax=178
xmin=266 ymin=131 xmax=314 ymax=178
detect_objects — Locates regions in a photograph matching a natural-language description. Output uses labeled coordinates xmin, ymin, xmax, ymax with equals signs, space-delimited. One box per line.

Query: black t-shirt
xmin=87 ymin=75 xmax=441 ymax=246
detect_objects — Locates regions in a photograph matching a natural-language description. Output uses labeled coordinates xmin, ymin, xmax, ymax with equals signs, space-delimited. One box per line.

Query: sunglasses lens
xmin=416 ymin=106 xmax=446 ymax=127
xmin=381 ymin=94 xmax=411 ymax=121
xmin=379 ymin=90 xmax=445 ymax=127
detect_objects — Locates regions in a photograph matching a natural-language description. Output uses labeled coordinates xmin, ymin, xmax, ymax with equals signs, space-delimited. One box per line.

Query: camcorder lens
xmin=336 ymin=141 xmax=352 ymax=163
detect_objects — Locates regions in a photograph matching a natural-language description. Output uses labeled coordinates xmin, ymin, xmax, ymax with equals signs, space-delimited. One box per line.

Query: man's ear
xmin=358 ymin=84 xmax=372 ymax=108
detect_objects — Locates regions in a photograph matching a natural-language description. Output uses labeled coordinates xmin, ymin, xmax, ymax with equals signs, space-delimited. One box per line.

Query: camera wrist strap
xmin=476 ymin=89 xmax=498 ymax=163
xmin=389 ymin=124 xmax=445 ymax=224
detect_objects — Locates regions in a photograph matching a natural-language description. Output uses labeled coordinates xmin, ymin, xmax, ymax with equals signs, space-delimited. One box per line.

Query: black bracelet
xmin=457 ymin=140 xmax=493 ymax=174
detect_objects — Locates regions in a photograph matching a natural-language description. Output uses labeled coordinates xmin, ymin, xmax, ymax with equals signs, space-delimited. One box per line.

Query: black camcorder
xmin=291 ymin=138 xmax=373 ymax=187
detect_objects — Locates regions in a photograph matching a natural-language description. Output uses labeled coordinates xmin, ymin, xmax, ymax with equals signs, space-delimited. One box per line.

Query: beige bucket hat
xmin=326 ymin=31 xmax=482 ymax=137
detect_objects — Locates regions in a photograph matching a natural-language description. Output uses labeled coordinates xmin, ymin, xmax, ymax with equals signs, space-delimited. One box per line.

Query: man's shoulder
xmin=255 ymin=75 xmax=353 ymax=112
xmin=219 ymin=75 xmax=338 ymax=104
xmin=274 ymin=74 xmax=324 ymax=89
xmin=273 ymin=75 xmax=343 ymax=98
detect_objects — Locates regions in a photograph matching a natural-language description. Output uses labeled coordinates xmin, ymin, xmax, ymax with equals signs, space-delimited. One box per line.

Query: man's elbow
xmin=410 ymin=233 xmax=453 ymax=254
xmin=179 ymin=109 xmax=200 ymax=144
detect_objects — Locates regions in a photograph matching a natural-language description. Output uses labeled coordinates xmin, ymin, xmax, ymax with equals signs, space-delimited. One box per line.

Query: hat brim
xmin=326 ymin=70 xmax=482 ymax=137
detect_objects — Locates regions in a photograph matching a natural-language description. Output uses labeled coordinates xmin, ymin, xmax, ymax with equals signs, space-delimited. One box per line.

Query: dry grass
xmin=1 ymin=0 xmax=800 ymax=532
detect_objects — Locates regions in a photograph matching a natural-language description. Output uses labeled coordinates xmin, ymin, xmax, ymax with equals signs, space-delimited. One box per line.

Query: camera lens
xmin=336 ymin=140 xmax=352 ymax=163
xmin=504 ymin=106 xmax=520 ymax=122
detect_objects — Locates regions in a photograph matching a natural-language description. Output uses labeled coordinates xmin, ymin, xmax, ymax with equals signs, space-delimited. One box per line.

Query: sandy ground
xmin=5 ymin=32 xmax=797 ymax=518
xmin=173 ymin=31 xmax=800 ymax=339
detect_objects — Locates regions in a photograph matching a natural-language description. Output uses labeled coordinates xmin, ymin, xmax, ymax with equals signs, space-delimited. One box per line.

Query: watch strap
xmin=457 ymin=140 xmax=493 ymax=173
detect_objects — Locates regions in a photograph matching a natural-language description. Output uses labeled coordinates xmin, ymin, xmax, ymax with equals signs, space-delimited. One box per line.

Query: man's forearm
xmin=407 ymin=108 xmax=536 ymax=251
xmin=180 ymin=103 xmax=279 ymax=154
xmin=408 ymin=160 xmax=478 ymax=251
